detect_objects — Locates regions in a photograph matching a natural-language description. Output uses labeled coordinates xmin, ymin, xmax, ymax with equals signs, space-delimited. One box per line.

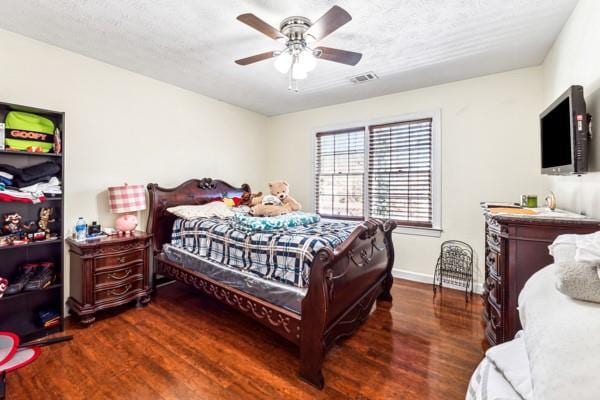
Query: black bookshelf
xmin=0 ymin=101 xmax=64 ymax=342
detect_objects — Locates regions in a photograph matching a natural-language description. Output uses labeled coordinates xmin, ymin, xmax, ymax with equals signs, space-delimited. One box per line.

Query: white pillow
xmin=167 ymin=202 xmax=234 ymax=220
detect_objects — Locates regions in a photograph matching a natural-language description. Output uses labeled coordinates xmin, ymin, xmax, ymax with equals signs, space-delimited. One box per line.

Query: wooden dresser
xmin=66 ymin=232 xmax=152 ymax=324
xmin=482 ymin=207 xmax=600 ymax=346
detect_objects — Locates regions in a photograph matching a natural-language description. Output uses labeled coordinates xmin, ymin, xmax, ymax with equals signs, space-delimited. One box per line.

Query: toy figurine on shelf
xmin=38 ymin=208 xmax=56 ymax=239
xmin=2 ymin=213 xmax=35 ymax=237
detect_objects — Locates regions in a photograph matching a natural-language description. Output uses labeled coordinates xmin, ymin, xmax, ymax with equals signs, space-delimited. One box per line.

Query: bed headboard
xmin=146 ymin=178 xmax=251 ymax=254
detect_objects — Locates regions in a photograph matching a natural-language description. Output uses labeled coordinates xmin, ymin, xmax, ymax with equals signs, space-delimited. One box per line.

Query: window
xmin=314 ymin=113 xmax=439 ymax=231
xmin=315 ymin=128 xmax=365 ymax=220
xmin=368 ymin=119 xmax=433 ymax=227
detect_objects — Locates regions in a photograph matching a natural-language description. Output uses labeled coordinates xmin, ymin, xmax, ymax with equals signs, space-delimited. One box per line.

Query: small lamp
xmin=108 ymin=183 xmax=146 ymax=235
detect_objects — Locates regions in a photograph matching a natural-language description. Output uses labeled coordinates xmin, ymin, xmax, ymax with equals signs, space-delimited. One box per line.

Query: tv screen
xmin=541 ymin=97 xmax=572 ymax=169
xmin=540 ymin=85 xmax=588 ymax=175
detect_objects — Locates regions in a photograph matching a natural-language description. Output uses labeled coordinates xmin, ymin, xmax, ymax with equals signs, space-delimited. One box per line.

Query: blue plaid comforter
xmin=171 ymin=217 xmax=358 ymax=288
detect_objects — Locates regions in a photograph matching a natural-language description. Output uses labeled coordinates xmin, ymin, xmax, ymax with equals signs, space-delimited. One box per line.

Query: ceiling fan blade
xmin=237 ymin=13 xmax=285 ymax=40
xmin=235 ymin=51 xmax=277 ymax=65
xmin=306 ymin=6 xmax=352 ymax=41
xmin=315 ymin=47 xmax=362 ymax=66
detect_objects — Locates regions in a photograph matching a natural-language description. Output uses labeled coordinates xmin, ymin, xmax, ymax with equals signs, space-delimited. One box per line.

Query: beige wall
xmin=542 ymin=0 xmax=600 ymax=217
xmin=0 ymin=29 xmax=269 ymax=299
xmin=265 ymin=68 xmax=547 ymax=284
xmin=0 ymin=26 xmax=553 ymax=297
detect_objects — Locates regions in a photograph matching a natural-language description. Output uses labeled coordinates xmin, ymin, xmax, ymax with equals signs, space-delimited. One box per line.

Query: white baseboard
xmin=392 ymin=268 xmax=484 ymax=295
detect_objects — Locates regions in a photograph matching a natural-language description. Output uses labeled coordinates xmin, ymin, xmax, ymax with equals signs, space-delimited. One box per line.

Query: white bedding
xmin=485 ymin=334 xmax=532 ymax=400
xmin=466 ymin=358 xmax=522 ymax=400
xmin=518 ymin=264 xmax=600 ymax=400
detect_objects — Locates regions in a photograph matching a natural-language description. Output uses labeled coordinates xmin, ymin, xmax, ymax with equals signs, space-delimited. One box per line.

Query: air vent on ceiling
xmin=349 ymin=72 xmax=379 ymax=84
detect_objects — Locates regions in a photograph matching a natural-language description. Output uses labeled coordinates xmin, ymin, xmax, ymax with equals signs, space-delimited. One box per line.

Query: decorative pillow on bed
xmin=233 ymin=212 xmax=320 ymax=232
xmin=167 ymin=202 xmax=235 ymax=220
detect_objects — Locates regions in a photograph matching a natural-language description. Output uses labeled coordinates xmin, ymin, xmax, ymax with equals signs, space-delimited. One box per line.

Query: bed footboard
xmin=299 ymin=219 xmax=396 ymax=388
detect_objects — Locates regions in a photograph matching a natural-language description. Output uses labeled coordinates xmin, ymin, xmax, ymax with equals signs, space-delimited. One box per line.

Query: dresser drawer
xmin=95 ymin=278 xmax=143 ymax=304
xmin=95 ymin=264 xmax=143 ymax=288
xmin=95 ymin=250 xmax=144 ymax=271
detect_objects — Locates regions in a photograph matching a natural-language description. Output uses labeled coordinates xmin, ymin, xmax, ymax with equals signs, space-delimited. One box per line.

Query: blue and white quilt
xmin=171 ymin=217 xmax=358 ymax=288
xmin=233 ymin=212 xmax=321 ymax=232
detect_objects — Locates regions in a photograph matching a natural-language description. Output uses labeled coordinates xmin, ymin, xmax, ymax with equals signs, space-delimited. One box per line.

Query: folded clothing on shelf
xmin=19 ymin=177 xmax=61 ymax=195
xmin=0 ymin=165 xmax=18 ymax=186
xmin=0 ymin=162 xmax=60 ymax=188
xmin=0 ymin=188 xmax=45 ymax=203
xmin=0 ymin=176 xmax=12 ymax=187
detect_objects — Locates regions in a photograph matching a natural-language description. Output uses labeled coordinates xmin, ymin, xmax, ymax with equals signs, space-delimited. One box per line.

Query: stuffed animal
xmin=241 ymin=191 xmax=263 ymax=206
xmin=250 ymin=180 xmax=302 ymax=217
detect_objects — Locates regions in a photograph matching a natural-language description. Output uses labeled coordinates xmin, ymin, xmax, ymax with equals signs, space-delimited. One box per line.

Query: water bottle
xmin=75 ymin=217 xmax=87 ymax=241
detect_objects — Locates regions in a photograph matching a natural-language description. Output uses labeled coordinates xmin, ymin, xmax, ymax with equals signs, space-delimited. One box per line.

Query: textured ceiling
xmin=0 ymin=0 xmax=578 ymax=116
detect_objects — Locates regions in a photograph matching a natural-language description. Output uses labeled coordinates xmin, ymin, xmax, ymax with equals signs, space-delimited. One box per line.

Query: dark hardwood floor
xmin=7 ymin=279 xmax=484 ymax=400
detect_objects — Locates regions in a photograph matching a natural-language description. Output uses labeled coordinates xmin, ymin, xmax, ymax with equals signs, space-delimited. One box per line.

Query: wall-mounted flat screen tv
xmin=540 ymin=85 xmax=589 ymax=175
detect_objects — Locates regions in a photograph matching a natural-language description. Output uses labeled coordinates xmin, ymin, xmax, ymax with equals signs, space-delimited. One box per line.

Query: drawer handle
xmin=109 ymin=284 xmax=132 ymax=296
xmin=108 ymin=269 xmax=132 ymax=281
xmin=488 ymin=233 xmax=500 ymax=247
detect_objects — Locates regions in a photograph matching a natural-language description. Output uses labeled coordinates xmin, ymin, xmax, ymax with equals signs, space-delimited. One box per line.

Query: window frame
xmin=312 ymin=110 xmax=442 ymax=237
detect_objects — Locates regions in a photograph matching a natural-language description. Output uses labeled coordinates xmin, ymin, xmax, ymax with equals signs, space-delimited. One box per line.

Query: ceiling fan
xmin=235 ymin=6 xmax=362 ymax=91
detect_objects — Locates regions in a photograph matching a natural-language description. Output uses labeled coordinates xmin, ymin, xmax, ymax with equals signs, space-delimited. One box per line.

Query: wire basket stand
xmin=433 ymin=240 xmax=474 ymax=302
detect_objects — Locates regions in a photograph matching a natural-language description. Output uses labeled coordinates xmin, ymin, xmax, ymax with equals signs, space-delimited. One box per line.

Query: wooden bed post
xmin=378 ymin=220 xmax=397 ymax=302
xmin=299 ymin=248 xmax=333 ymax=389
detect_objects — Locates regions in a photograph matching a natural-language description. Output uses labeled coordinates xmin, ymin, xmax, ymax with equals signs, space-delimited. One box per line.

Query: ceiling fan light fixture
xmin=291 ymin=64 xmax=308 ymax=80
xmin=235 ymin=6 xmax=361 ymax=91
xmin=274 ymin=51 xmax=292 ymax=73
xmin=298 ymin=50 xmax=317 ymax=72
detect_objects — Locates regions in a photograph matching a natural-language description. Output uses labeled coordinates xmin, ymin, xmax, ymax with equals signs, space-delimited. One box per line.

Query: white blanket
xmin=518 ymin=265 xmax=600 ymax=400
xmin=466 ymin=358 xmax=522 ymax=400
xmin=485 ymin=333 xmax=532 ymax=400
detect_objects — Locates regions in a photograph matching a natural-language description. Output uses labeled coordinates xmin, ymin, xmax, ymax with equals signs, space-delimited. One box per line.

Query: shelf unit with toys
xmin=0 ymin=101 xmax=65 ymax=342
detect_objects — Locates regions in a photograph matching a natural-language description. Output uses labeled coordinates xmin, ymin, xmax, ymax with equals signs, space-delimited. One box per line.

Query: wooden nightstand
xmin=66 ymin=232 xmax=152 ymax=325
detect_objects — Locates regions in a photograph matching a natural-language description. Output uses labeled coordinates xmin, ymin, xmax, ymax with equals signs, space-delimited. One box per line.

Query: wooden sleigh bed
xmin=147 ymin=178 xmax=396 ymax=388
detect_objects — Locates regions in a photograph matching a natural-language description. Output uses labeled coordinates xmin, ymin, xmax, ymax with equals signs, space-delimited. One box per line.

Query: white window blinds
xmin=368 ymin=118 xmax=433 ymax=227
xmin=315 ymin=128 xmax=365 ymax=219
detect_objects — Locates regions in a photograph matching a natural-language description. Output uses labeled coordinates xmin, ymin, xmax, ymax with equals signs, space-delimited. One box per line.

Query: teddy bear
xmin=250 ymin=180 xmax=302 ymax=217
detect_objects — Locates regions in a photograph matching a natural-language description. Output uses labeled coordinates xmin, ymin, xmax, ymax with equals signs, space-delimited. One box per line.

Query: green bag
xmin=4 ymin=111 xmax=55 ymax=152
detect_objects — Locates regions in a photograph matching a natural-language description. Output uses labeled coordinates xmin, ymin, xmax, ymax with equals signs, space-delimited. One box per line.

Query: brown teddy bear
xmin=250 ymin=180 xmax=302 ymax=217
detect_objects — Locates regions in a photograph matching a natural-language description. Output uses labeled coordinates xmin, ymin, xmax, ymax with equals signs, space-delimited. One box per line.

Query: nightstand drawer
xmin=95 ymin=264 xmax=143 ymax=287
xmin=95 ymin=278 xmax=143 ymax=304
xmin=95 ymin=251 xmax=143 ymax=271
